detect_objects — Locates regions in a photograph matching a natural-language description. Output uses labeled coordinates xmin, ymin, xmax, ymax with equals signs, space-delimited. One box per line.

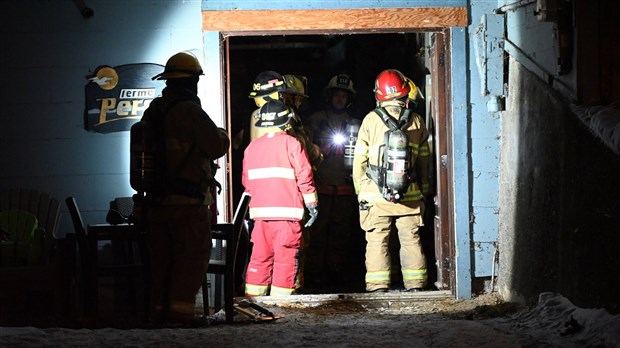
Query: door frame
xmin=203 ymin=7 xmax=469 ymax=297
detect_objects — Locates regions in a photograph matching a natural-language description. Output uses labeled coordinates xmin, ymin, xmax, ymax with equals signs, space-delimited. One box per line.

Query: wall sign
xmin=84 ymin=63 xmax=165 ymax=133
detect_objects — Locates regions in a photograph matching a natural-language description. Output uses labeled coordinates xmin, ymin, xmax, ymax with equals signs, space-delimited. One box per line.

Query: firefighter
xmin=243 ymin=100 xmax=319 ymax=296
xmin=305 ymin=73 xmax=361 ymax=290
xmin=144 ymin=51 xmax=230 ymax=325
xmin=352 ymin=69 xmax=431 ymax=292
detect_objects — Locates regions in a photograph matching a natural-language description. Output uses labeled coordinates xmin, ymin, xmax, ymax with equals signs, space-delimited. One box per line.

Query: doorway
xmin=223 ymin=31 xmax=454 ymax=294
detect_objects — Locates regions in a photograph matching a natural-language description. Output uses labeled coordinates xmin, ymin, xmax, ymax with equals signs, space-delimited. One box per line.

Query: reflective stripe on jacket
xmin=243 ymin=131 xmax=317 ymax=220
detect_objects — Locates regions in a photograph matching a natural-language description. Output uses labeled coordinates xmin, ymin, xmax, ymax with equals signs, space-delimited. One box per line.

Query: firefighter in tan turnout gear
xmin=142 ymin=52 xmax=230 ymax=326
xmin=352 ymin=69 xmax=430 ymax=292
xmin=305 ymin=74 xmax=361 ymax=290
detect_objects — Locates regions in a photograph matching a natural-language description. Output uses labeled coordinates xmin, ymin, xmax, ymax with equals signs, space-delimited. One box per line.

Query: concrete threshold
xmin=248 ymin=290 xmax=454 ymax=309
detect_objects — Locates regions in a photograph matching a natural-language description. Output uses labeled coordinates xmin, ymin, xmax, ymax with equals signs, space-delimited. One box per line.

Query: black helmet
xmin=256 ymin=100 xmax=294 ymax=128
xmin=249 ymin=70 xmax=286 ymax=98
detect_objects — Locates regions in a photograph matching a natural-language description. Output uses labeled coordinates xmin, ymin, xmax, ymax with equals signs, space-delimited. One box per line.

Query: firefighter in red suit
xmin=243 ymin=100 xmax=319 ymax=296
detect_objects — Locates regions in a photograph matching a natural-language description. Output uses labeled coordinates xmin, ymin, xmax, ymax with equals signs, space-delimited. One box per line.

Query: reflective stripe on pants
xmin=360 ymin=207 xmax=427 ymax=291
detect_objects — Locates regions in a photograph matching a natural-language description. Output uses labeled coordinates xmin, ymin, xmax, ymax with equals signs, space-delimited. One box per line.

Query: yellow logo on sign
xmin=89 ymin=67 xmax=119 ymax=90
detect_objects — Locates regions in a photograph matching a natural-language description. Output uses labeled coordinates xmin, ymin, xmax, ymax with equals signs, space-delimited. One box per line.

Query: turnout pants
xmin=148 ymin=204 xmax=211 ymax=325
xmin=245 ymin=220 xmax=302 ymax=296
xmin=360 ymin=207 xmax=427 ymax=291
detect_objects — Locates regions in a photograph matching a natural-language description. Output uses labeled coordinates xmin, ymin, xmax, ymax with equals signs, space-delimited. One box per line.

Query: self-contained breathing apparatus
xmin=366 ymin=107 xmax=415 ymax=203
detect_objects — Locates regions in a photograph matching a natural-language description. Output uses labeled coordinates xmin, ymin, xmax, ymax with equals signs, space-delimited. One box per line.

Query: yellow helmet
xmin=405 ymin=76 xmax=425 ymax=102
xmin=283 ymin=74 xmax=308 ymax=97
xmin=152 ymin=52 xmax=204 ymax=80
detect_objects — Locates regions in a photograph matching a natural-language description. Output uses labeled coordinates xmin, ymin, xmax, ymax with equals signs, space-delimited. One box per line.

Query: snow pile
xmin=570 ymin=102 xmax=620 ymax=154
xmin=509 ymin=292 xmax=620 ymax=347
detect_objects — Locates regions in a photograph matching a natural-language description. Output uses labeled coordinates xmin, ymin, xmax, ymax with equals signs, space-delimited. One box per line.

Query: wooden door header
xmin=202 ymin=8 xmax=468 ymax=32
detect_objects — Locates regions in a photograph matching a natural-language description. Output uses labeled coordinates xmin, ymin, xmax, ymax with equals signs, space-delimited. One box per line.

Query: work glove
xmin=304 ymin=204 xmax=319 ymax=228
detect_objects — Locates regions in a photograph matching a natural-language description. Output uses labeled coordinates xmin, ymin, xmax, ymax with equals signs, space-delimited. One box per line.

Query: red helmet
xmin=374 ymin=69 xmax=411 ymax=101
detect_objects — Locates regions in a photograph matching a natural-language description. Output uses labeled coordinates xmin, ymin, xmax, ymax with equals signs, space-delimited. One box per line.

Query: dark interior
xmin=227 ymin=33 xmax=437 ymax=294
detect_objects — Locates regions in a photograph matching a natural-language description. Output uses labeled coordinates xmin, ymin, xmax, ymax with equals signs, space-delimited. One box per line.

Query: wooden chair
xmin=65 ymin=196 xmax=149 ymax=324
xmin=0 ymin=209 xmax=40 ymax=266
xmin=203 ymin=192 xmax=251 ymax=322
xmin=0 ymin=188 xmax=72 ymax=325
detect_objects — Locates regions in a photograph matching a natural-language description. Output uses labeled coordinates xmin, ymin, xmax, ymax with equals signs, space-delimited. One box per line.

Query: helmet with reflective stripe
xmin=249 ymin=70 xmax=286 ymax=98
xmin=325 ymin=74 xmax=356 ymax=95
xmin=283 ymin=74 xmax=308 ymax=97
xmin=256 ymin=100 xmax=295 ymax=128
xmin=374 ymin=69 xmax=411 ymax=101
xmin=152 ymin=52 xmax=204 ymax=80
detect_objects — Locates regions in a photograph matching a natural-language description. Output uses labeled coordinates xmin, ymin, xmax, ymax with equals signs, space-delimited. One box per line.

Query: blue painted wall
xmin=468 ymin=1 xmax=504 ymax=279
xmin=0 ymin=0 xmax=206 ymax=237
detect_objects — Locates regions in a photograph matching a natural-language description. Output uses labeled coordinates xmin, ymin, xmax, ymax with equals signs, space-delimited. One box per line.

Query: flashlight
xmin=332 ymin=133 xmax=346 ymax=145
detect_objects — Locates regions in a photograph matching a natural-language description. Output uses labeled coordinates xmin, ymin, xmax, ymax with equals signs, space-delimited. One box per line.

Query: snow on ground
xmin=0 ymin=292 xmax=618 ymax=347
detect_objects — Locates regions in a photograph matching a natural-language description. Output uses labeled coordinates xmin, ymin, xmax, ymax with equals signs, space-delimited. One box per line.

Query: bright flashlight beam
xmin=333 ymin=133 xmax=346 ymax=145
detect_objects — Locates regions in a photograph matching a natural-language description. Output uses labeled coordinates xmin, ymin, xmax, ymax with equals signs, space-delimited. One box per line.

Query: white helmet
xmin=325 ymin=74 xmax=356 ymax=95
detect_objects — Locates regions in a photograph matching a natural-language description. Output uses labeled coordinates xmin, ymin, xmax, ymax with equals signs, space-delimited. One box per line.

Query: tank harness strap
xmin=364 ymin=107 xmax=414 ymax=193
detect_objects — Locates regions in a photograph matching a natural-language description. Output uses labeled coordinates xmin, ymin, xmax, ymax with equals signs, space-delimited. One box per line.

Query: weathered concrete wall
xmin=498 ymin=58 xmax=620 ymax=313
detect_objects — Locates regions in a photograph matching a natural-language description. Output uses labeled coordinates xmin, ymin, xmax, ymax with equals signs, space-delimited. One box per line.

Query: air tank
xmin=343 ymin=118 xmax=361 ymax=170
xmin=129 ymin=120 xmax=156 ymax=193
xmin=385 ymin=129 xmax=409 ymax=197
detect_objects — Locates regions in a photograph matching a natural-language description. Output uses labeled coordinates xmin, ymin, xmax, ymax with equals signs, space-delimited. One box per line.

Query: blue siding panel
xmin=472 ymin=172 xmax=499 ymax=207
xmin=472 ymin=207 xmax=499 ymax=242
xmin=471 ymin=111 xmax=501 ymax=139
xmin=506 ymin=4 xmax=559 ymax=77
xmin=473 ymin=241 xmax=497 ymax=277
xmin=467 ymin=0 xmax=503 ymax=287
xmin=471 ymin=138 xmax=500 ymax=172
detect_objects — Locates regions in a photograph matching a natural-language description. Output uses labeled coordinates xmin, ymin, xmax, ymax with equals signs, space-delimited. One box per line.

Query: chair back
xmin=203 ymin=193 xmax=251 ymax=321
xmin=231 ymin=192 xmax=251 ymax=271
xmin=0 ymin=209 xmax=40 ymax=266
xmin=0 ymin=188 xmax=60 ymax=238
xmin=0 ymin=209 xmax=38 ymax=241
xmin=65 ymin=197 xmax=86 ymax=241
xmin=64 ymin=197 xmax=89 ymax=273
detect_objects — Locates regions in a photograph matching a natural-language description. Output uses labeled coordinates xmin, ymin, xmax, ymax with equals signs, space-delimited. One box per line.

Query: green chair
xmin=0 ymin=209 xmax=41 ymax=266
xmin=0 ymin=188 xmax=73 ymax=326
